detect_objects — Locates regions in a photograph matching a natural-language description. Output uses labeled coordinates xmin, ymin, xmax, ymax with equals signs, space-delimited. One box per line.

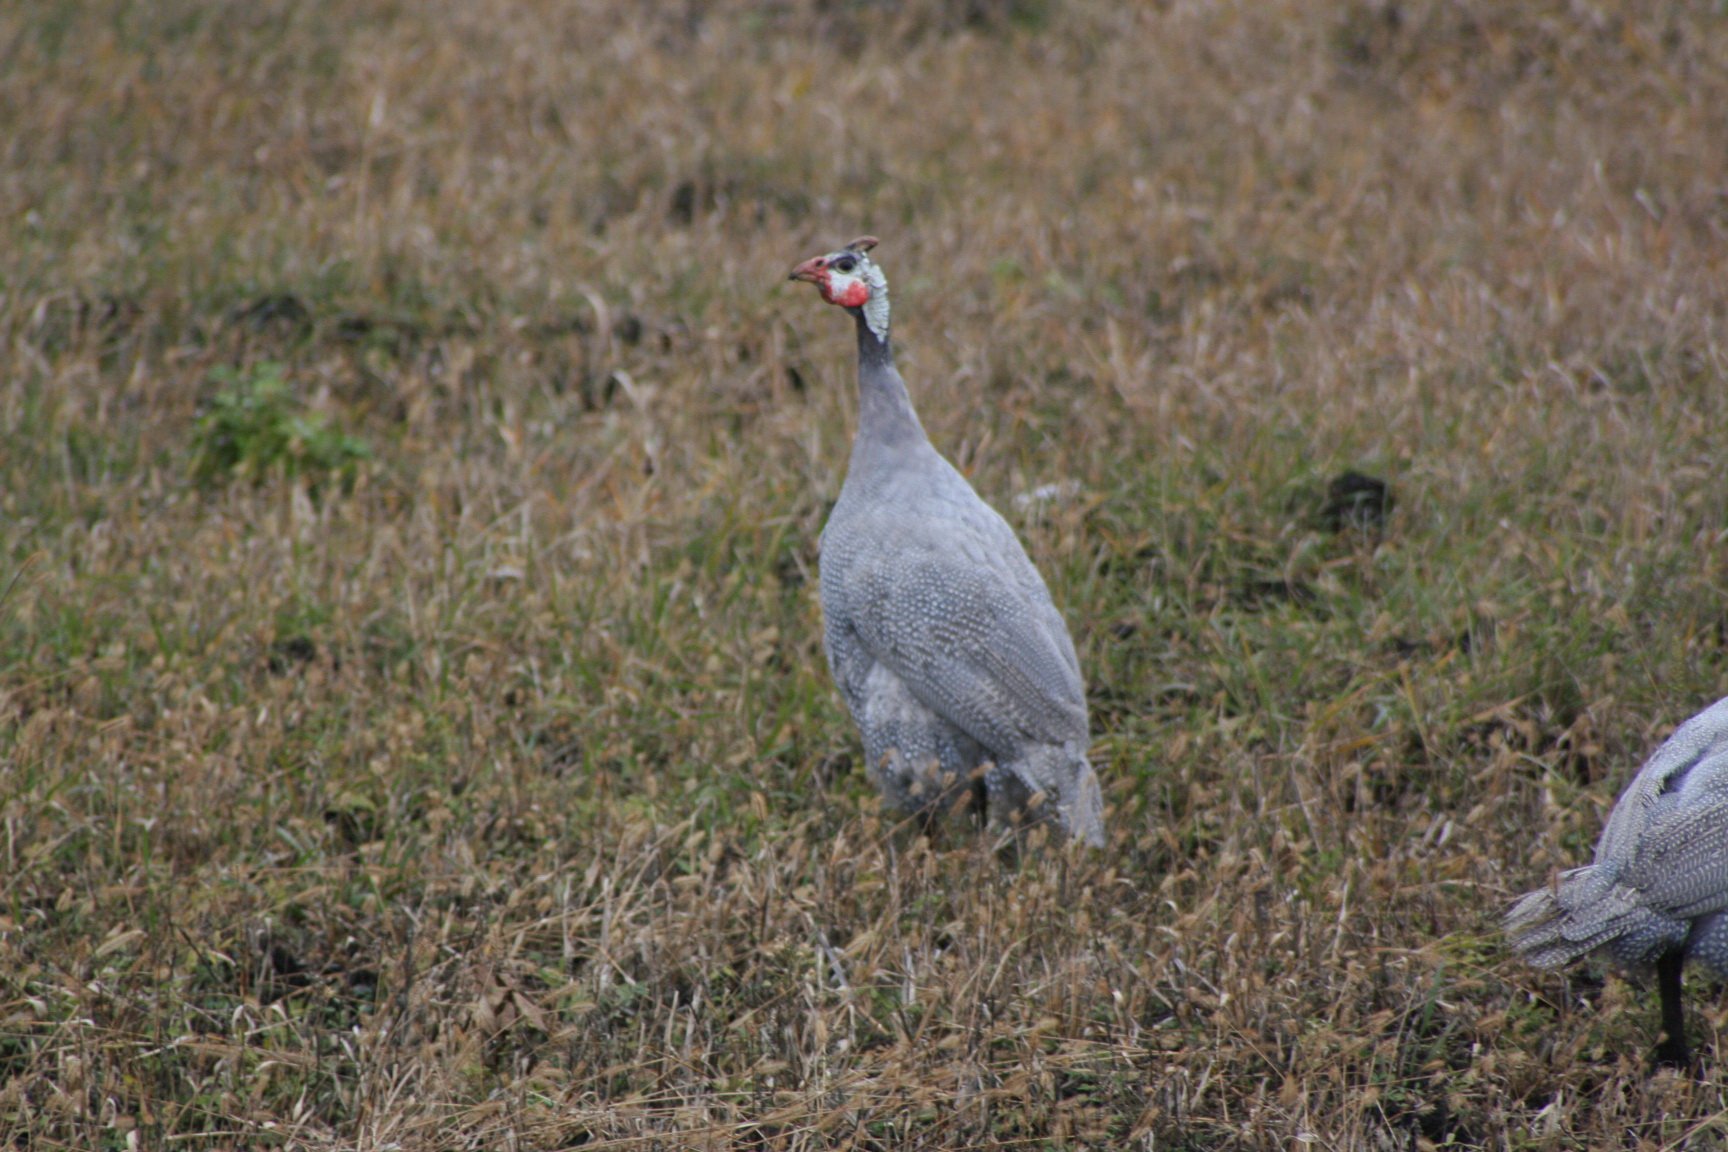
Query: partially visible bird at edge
xmin=786 ymin=236 xmax=1105 ymax=847
xmin=1505 ymin=695 xmax=1728 ymax=1068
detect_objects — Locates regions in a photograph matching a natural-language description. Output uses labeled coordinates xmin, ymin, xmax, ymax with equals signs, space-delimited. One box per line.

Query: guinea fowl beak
xmin=788 ymin=256 xmax=825 ymax=284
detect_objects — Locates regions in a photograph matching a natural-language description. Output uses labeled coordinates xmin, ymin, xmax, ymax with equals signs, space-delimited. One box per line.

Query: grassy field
xmin=4 ymin=0 xmax=1728 ymax=1146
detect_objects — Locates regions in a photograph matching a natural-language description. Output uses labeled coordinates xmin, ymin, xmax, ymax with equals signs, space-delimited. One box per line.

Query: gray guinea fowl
xmin=787 ymin=237 xmax=1104 ymax=846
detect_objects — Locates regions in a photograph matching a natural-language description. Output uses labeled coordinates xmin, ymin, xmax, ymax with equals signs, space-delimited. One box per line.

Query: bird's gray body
xmin=804 ymin=249 xmax=1104 ymax=845
xmin=1505 ymin=695 xmax=1728 ymax=978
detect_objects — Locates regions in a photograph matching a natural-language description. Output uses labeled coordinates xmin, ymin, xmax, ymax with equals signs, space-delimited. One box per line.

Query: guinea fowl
xmin=1505 ymin=695 xmax=1728 ymax=1067
xmin=787 ymin=237 xmax=1104 ymax=847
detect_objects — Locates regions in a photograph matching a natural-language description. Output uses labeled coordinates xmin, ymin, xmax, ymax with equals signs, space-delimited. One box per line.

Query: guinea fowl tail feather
xmin=1504 ymin=885 xmax=1591 ymax=969
xmin=1001 ymin=742 xmax=1105 ymax=848
xmin=1067 ymin=754 xmax=1106 ymax=848
xmin=1504 ymin=864 xmax=1680 ymax=970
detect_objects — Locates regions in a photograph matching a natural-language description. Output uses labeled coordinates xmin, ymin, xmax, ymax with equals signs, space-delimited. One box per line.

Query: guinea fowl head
xmin=789 ymin=236 xmax=890 ymax=341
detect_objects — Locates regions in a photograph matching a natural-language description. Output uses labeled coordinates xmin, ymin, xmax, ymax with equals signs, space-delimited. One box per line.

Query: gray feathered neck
xmin=851 ymin=295 xmax=927 ymax=457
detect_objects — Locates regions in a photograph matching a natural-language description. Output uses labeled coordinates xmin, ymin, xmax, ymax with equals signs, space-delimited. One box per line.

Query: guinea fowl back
xmin=789 ymin=237 xmax=1104 ymax=845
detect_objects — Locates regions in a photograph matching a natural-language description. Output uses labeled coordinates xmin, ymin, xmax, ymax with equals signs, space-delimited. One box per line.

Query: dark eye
xmin=834 ymin=256 xmax=856 ymax=273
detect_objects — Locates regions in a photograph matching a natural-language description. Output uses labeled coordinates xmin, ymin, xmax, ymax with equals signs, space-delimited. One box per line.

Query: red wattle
xmin=830 ymin=280 xmax=870 ymax=308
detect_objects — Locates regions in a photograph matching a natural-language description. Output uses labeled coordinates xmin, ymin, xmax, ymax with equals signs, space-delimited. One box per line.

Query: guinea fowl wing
xmin=840 ymin=510 xmax=1088 ymax=755
xmin=1623 ymin=785 xmax=1728 ymax=921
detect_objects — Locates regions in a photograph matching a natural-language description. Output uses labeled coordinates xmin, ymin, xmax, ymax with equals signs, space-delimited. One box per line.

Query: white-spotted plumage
xmin=788 ymin=237 xmax=1104 ymax=846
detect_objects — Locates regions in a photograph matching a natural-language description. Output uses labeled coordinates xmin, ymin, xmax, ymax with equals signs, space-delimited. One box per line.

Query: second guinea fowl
xmin=1506 ymin=694 xmax=1728 ymax=1067
xmin=788 ymin=236 xmax=1104 ymax=846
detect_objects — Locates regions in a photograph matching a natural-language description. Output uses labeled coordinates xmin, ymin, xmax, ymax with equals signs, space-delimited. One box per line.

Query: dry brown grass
xmin=5 ymin=0 xmax=1728 ymax=1147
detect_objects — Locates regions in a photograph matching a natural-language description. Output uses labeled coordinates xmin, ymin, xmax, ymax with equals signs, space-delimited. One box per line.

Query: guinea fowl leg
xmin=1653 ymin=950 xmax=1692 ymax=1069
xmin=968 ymin=772 xmax=989 ymax=829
